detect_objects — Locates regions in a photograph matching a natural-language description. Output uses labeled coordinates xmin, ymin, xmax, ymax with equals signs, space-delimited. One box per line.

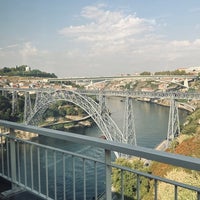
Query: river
xmin=84 ymin=97 xmax=188 ymax=148
xmin=7 ymin=98 xmax=188 ymax=200
xmin=36 ymin=97 xmax=187 ymax=199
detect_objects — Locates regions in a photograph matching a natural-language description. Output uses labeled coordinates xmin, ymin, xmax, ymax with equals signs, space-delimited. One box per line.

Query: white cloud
xmin=20 ymin=42 xmax=38 ymax=57
xmin=0 ymin=44 xmax=19 ymax=51
xmin=1 ymin=5 xmax=200 ymax=77
xmin=18 ymin=42 xmax=38 ymax=65
xmin=0 ymin=42 xmax=47 ymax=69
xmin=170 ymin=40 xmax=191 ymax=47
xmin=57 ymin=4 xmax=200 ymax=76
xmin=59 ymin=5 xmax=155 ymax=45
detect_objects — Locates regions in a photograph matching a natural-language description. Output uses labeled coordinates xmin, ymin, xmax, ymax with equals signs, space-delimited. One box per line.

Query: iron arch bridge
xmin=1 ymin=87 xmax=199 ymax=152
xmin=23 ymin=89 xmax=127 ymax=147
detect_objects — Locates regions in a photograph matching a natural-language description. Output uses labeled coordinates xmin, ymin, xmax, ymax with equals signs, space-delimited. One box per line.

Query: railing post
xmin=10 ymin=128 xmax=17 ymax=188
xmin=105 ymin=149 xmax=112 ymax=200
xmin=197 ymin=192 xmax=200 ymax=200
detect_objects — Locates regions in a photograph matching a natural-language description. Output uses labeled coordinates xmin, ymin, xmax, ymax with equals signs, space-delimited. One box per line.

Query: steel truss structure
xmin=78 ymin=89 xmax=200 ymax=101
xmin=23 ymin=90 xmax=125 ymax=148
xmin=1 ymin=87 xmax=200 ymax=150
xmin=123 ymin=96 xmax=137 ymax=146
xmin=11 ymin=90 xmax=18 ymax=115
xmin=167 ymin=97 xmax=180 ymax=146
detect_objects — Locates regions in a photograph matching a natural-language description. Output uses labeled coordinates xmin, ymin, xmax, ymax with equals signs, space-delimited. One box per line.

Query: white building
xmin=185 ymin=67 xmax=200 ymax=74
xmin=25 ymin=66 xmax=31 ymax=72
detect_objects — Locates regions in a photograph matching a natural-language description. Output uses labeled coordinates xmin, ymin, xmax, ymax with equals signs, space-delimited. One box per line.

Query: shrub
xmin=158 ymin=169 xmax=200 ymax=200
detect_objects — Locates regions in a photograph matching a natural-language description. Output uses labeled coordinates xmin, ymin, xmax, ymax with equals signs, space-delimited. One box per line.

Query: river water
xmin=84 ymin=97 xmax=188 ymax=148
xmin=8 ymin=98 xmax=188 ymax=200
xmin=35 ymin=97 xmax=187 ymax=199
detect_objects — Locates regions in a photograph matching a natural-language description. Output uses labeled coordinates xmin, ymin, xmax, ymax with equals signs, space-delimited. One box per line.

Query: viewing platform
xmin=0 ymin=120 xmax=200 ymax=199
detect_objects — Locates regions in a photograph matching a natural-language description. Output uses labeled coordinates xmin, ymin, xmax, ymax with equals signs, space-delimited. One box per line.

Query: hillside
xmin=0 ymin=65 xmax=57 ymax=78
xmin=111 ymin=108 xmax=200 ymax=200
xmin=151 ymin=108 xmax=200 ymax=175
xmin=144 ymin=109 xmax=200 ymax=199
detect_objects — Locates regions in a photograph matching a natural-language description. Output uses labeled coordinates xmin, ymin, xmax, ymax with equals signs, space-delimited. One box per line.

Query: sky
xmin=0 ymin=0 xmax=200 ymax=78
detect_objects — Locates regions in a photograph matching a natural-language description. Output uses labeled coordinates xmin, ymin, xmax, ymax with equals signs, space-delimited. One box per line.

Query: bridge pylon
xmin=11 ymin=90 xmax=18 ymax=115
xmin=99 ymin=92 xmax=107 ymax=115
xmin=167 ymin=97 xmax=180 ymax=147
xmin=24 ymin=92 xmax=33 ymax=123
xmin=123 ymin=96 xmax=137 ymax=146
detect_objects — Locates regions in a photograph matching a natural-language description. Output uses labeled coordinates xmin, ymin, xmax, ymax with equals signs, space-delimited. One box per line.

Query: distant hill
xmin=0 ymin=65 xmax=57 ymax=78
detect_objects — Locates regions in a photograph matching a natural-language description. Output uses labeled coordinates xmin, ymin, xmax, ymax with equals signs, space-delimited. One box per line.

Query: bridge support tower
xmin=99 ymin=93 xmax=107 ymax=115
xmin=11 ymin=91 xmax=18 ymax=115
xmin=123 ymin=97 xmax=137 ymax=146
xmin=24 ymin=92 xmax=33 ymax=123
xmin=167 ymin=97 xmax=180 ymax=147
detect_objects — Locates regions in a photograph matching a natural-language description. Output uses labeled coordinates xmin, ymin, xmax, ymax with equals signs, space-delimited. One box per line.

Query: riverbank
xmin=148 ymin=108 xmax=200 ymax=179
xmin=137 ymin=97 xmax=195 ymax=112
xmin=41 ymin=115 xmax=93 ymax=133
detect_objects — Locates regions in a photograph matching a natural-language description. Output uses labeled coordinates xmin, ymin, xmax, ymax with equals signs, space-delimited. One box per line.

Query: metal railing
xmin=0 ymin=120 xmax=200 ymax=200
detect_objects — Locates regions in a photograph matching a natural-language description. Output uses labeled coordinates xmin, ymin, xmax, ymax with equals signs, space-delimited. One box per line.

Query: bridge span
xmin=78 ymin=89 xmax=200 ymax=100
xmin=47 ymin=74 xmax=198 ymax=82
xmin=1 ymin=87 xmax=200 ymax=100
xmin=0 ymin=87 xmax=199 ymax=151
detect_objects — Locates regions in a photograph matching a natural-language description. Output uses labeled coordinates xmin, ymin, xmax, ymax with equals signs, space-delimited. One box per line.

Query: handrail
xmin=0 ymin=119 xmax=200 ymax=171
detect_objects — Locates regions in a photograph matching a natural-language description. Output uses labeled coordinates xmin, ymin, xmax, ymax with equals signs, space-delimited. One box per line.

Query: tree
xmin=59 ymin=109 xmax=67 ymax=117
xmin=16 ymin=65 xmax=26 ymax=71
xmin=155 ymin=70 xmax=187 ymax=75
xmin=140 ymin=71 xmax=151 ymax=75
xmin=112 ymin=158 xmax=149 ymax=199
xmin=0 ymin=65 xmax=57 ymax=78
xmin=0 ymin=96 xmax=12 ymax=120
xmin=2 ymin=67 xmax=11 ymax=74
xmin=66 ymin=106 xmax=78 ymax=115
xmin=181 ymin=108 xmax=200 ymax=134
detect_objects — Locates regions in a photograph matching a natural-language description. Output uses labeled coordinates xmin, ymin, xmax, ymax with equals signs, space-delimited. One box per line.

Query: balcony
xmin=0 ymin=119 xmax=200 ymax=200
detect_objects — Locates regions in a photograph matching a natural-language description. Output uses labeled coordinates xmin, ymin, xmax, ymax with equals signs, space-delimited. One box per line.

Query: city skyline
xmin=0 ymin=0 xmax=200 ymax=78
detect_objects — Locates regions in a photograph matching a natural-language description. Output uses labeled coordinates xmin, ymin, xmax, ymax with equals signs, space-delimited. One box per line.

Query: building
xmin=25 ymin=66 xmax=31 ymax=72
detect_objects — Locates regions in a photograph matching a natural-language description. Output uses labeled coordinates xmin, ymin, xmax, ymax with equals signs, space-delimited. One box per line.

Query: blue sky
xmin=0 ymin=0 xmax=200 ymax=77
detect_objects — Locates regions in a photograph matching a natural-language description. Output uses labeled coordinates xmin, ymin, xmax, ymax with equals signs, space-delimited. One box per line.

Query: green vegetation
xmin=147 ymin=107 xmax=200 ymax=199
xmin=112 ymin=158 xmax=150 ymax=199
xmin=1 ymin=67 xmax=200 ymax=199
xmin=0 ymin=95 xmax=12 ymax=120
xmin=157 ymin=169 xmax=200 ymax=200
xmin=0 ymin=94 xmax=88 ymax=125
xmin=0 ymin=95 xmax=22 ymax=122
xmin=154 ymin=69 xmax=188 ymax=75
xmin=43 ymin=101 xmax=87 ymax=120
xmin=111 ymin=107 xmax=200 ymax=199
xmin=140 ymin=71 xmax=151 ymax=75
xmin=181 ymin=108 xmax=200 ymax=135
xmin=0 ymin=65 xmax=57 ymax=78
xmin=124 ymin=82 xmax=132 ymax=90
xmin=145 ymin=80 xmax=158 ymax=90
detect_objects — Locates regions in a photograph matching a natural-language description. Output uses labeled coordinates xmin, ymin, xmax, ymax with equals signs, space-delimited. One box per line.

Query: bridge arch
xmin=25 ymin=90 xmax=124 ymax=144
